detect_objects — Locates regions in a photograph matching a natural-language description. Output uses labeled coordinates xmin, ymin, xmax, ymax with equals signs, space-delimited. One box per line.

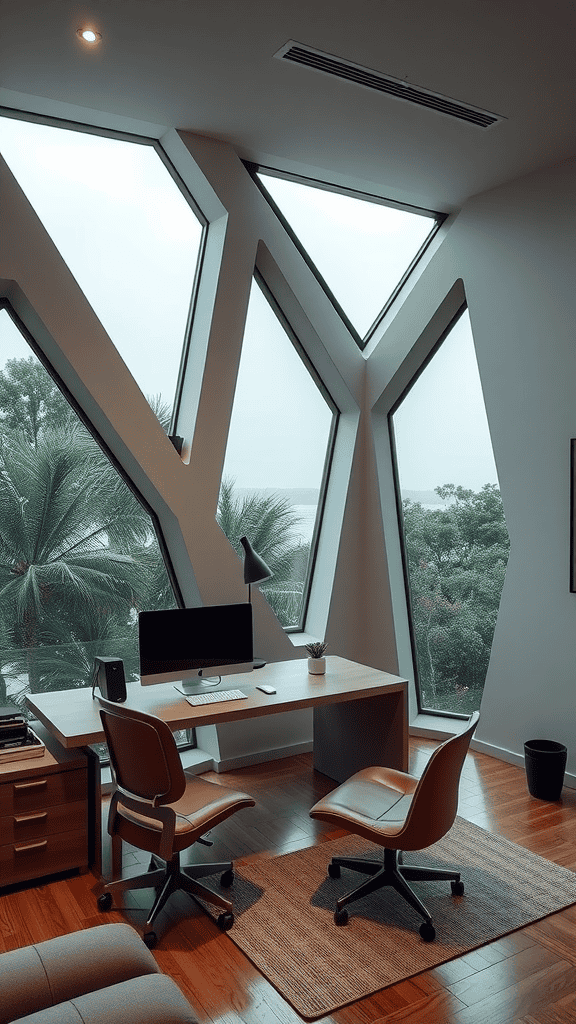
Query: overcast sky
xmin=0 ymin=115 xmax=499 ymax=495
xmin=259 ymin=172 xmax=434 ymax=338
xmin=0 ymin=115 xmax=199 ymax=408
xmin=392 ymin=309 xmax=499 ymax=493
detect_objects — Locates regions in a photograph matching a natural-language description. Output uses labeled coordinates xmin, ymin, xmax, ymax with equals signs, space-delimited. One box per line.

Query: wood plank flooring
xmin=1 ymin=739 xmax=576 ymax=1023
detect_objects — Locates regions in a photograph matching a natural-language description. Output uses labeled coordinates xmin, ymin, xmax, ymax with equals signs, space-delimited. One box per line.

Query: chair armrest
xmin=111 ymin=792 xmax=176 ymax=862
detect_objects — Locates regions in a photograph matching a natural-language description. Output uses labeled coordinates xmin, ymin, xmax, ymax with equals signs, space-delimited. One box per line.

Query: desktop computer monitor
xmin=138 ymin=603 xmax=254 ymax=692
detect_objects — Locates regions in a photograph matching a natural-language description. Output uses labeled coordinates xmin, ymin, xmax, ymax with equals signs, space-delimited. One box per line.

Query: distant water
xmin=229 ymin=488 xmax=319 ymax=546
xmin=291 ymin=504 xmax=317 ymax=545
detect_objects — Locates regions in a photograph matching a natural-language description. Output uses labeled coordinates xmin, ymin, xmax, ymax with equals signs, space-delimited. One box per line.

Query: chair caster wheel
xmin=328 ymin=863 xmax=341 ymax=878
xmin=221 ymin=869 xmax=234 ymax=887
xmin=143 ymin=931 xmax=157 ymax=949
xmin=334 ymin=908 xmax=348 ymax=925
xmin=451 ymin=880 xmax=465 ymax=896
xmin=97 ymin=892 xmax=113 ymax=912
xmin=217 ymin=912 xmax=234 ymax=931
xmin=419 ymin=921 xmax=436 ymax=942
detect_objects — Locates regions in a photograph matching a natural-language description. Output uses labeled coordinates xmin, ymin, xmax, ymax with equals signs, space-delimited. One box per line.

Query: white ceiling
xmin=1 ymin=0 xmax=576 ymax=212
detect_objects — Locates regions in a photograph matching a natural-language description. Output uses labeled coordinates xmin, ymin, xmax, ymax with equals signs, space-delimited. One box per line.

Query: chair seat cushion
xmin=114 ymin=775 xmax=255 ymax=853
xmin=310 ymin=766 xmax=419 ymax=844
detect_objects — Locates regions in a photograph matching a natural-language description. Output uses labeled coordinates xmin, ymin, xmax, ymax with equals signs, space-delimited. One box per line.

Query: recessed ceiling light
xmin=76 ymin=27 xmax=102 ymax=44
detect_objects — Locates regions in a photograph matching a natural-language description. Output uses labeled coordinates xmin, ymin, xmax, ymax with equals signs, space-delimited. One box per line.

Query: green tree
xmin=217 ymin=478 xmax=310 ymax=628
xmin=0 ymin=357 xmax=72 ymax=445
xmin=402 ymin=483 xmax=509 ymax=713
xmin=0 ymin=422 xmax=169 ymax=693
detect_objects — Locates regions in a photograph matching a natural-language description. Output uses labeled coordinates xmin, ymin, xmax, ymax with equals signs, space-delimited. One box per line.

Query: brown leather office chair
xmin=309 ymin=710 xmax=479 ymax=941
xmin=96 ymin=697 xmax=255 ymax=947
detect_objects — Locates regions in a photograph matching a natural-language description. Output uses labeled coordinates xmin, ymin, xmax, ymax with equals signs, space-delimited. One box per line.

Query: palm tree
xmin=217 ymin=478 xmax=311 ymax=628
xmin=0 ymin=424 xmax=161 ymax=692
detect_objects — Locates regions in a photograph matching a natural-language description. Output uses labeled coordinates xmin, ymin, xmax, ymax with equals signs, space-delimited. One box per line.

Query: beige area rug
xmin=203 ymin=817 xmax=576 ymax=1020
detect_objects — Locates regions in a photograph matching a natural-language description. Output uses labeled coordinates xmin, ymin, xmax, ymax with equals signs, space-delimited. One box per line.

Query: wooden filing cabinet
xmin=0 ymin=723 xmax=88 ymax=888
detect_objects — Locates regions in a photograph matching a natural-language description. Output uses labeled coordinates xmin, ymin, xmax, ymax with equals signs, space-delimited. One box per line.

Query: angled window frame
xmin=389 ymin=303 xmax=472 ymax=721
xmin=248 ymin=162 xmax=445 ymax=351
xmin=0 ymin=106 xmax=210 ymax=438
xmin=234 ymin=269 xmax=340 ymax=633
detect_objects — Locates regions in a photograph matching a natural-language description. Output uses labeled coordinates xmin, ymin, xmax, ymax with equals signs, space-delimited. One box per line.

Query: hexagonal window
xmin=390 ymin=308 xmax=510 ymax=715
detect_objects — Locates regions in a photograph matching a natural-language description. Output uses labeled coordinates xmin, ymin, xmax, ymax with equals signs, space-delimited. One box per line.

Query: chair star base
xmin=328 ymin=847 xmax=463 ymax=939
xmin=98 ymin=852 xmax=236 ymax=946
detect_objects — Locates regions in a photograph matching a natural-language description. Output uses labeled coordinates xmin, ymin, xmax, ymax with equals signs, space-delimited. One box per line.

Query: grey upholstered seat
xmin=0 ymin=923 xmax=197 ymax=1024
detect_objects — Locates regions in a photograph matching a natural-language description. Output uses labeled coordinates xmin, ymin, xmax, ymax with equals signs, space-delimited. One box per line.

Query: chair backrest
xmin=97 ymin=697 xmax=186 ymax=806
xmin=400 ymin=711 xmax=479 ymax=851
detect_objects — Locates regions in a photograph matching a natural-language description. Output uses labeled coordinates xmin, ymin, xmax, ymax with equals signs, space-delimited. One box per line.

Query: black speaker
xmin=93 ymin=657 xmax=126 ymax=703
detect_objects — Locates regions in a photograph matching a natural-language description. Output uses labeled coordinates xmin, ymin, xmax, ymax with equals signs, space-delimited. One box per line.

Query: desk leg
xmin=84 ymin=746 xmax=123 ymax=880
xmin=84 ymin=745 xmax=102 ymax=877
xmin=313 ymin=687 xmax=408 ymax=783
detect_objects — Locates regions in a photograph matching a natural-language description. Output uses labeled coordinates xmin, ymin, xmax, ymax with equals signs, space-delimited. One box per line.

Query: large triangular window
xmin=217 ymin=277 xmax=337 ymax=630
xmin=0 ymin=114 xmax=205 ymax=429
xmin=256 ymin=169 xmax=440 ymax=346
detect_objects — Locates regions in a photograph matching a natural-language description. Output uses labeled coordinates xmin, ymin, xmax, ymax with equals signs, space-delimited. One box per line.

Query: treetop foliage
xmin=0 ymin=355 xmax=176 ymax=696
xmin=0 ymin=356 xmax=72 ymax=445
xmin=401 ymin=481 xmax=509 ymax=714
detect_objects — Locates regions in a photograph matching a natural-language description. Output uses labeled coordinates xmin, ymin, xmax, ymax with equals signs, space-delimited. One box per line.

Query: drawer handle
xmin=13 ymin=779 xmax=48 ymax=791
xmin=14 ymin=812 xmax=48 ymax=825
xmin=14 ymin=839 xmax=48 ymax=853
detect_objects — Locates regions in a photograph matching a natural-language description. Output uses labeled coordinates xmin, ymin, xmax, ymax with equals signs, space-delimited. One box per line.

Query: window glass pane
xmin=0 ymin=115 xmax=204 ymax=425
xmin=218 ymin=279 xmax=335 ymax=629
xmin=258 ymin=172 xmax=435 ymax=339
xmin=0 ymin=307 xmax=177 ymax=709
xmin=391 ymin=310 xmax=510 ymax=715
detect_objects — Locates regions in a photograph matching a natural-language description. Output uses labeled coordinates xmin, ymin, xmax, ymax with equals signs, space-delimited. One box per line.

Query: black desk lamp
xmin=240 ymin=535 xmax=272 ymax=669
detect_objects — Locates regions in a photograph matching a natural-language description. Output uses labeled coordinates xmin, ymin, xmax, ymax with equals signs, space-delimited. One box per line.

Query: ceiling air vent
xmin=275 ymin=41 xmax=503 ymax=129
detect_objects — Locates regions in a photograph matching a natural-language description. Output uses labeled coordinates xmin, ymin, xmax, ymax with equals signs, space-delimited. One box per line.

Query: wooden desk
xmin=26 ymin=656 xmax=408 ymax=876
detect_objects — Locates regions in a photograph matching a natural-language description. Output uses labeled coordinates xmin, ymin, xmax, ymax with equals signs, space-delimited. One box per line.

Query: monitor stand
xmin=174 ymin=674 xmax=221 ymax=696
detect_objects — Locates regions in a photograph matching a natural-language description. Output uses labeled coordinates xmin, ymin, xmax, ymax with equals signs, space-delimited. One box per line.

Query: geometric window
xmin=0 ymin=305 xmax=177 ymax=705
xmin=0 ymin=114 xmax=204 ymax=429
xmin=218 ymin=277 xmax=337 ymax=630
xmin=390 ymin=308 xmax=509 ymax=716
xmin=256 ymin=169 xmax=439 ymax=344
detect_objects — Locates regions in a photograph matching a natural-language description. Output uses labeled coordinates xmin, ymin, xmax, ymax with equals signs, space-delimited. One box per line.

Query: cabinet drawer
xmin=0 ymin=768 xmax=87 ymax=816
xmin=0 ymin=828 xmax=88 ymax=887
xmin=0 ymin=800 xmax=87 ymax=845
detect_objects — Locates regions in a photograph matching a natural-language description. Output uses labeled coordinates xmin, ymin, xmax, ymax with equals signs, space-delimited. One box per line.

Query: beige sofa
xmin=0 ymin=923 xmax=197 ymax=1024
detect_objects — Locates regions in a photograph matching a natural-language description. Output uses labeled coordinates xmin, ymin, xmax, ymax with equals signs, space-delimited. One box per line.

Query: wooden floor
xmin=2 ymin=738 xmax=576 ymax=1023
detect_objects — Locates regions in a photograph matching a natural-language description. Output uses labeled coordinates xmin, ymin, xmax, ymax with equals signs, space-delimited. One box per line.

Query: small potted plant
xmin=305 ymin=641 xmax=328 ymax=675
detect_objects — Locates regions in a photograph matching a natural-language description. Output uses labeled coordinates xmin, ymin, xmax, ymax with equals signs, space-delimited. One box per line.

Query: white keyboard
xmin=186 ymin=689 xmax=248 ymax=706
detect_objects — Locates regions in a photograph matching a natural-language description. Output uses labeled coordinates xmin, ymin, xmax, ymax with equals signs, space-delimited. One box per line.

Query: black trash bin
xmin=524 ymin=739 xmax=567 ymax=801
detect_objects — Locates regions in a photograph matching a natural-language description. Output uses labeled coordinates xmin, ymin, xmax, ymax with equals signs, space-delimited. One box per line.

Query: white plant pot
xmin=308 ymin=657 xmax=326 ymax=675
